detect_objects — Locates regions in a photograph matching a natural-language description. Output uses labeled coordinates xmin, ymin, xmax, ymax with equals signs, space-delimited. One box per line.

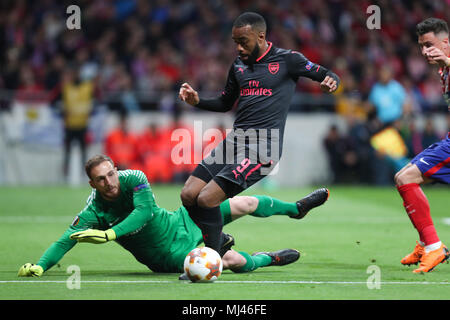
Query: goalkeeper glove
xmin=69 ymin=228 xmax=116 ymax=244
xmin=18 ymin=263 xmax=44 ymax=277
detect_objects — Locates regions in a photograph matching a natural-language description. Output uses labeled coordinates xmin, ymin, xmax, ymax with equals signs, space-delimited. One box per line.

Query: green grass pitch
xmin=0 ymin=184 xmax=449 ymax=300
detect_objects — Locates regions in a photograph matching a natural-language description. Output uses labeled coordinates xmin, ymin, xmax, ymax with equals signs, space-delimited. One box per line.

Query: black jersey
xmin=196 ymin=42 xmax=339 ymax=156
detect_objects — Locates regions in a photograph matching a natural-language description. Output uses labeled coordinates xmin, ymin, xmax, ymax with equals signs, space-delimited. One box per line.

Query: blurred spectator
xmin=15 ymin=64 xmax=47 ymax=103
xmin=345 ymin=114 xmax=375 ymax=184
xmin=168 ymin=112 xmax=197 ymax=183
xmin=0 ymin=0 xmax=448 ymax=112
xmin=323 ymin=124 xmax=360 ymax=183
xmin=137 ymin=122 xmax=173 ymax=183
xmin=44 ymin=54 xmax=66 ymax=104
xmin=1 ymin=0 xmax=450 ymax=185
xmin=368 ymin=65 xmax=406 ymax=125
xmin=447 ymin=114 xmax=450 ymax=134
xmin=104 ymin=112 xmax=139 ymax=170
xmin=370 ymin=118 xmax=410 ymax=185
xmin=400 ymin=77 xmax=425 ymax=117
xmin=114 ymin=67 xmax=141 ymax=113
xmin=61 ymin=67 xmax=94 ymax=179
xmin=334 ymin=73 xmax=367 ymax=121
xmin=400 ymin=117 xmax=423 ymax=158
xmin=421 ymin=117 xmax=440 ymax=149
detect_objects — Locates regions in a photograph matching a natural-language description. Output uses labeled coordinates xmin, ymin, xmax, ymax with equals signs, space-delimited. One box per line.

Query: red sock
xmin=397 ymin=183 xmax=440 ymax=246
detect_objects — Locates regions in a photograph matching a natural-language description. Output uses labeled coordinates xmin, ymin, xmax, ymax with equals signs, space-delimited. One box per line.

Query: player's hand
xmin=70 ymin=229 xmax=116 ymax=244
xmin=18 ymin=263 xmax=44 ymax=277
xmin=424 ymin=46 xmax=450 ymax=67
xmin=179 ymin=82 xmax=200 ymax=106
xmin=320 ymin=76 xmax=338 ymax=93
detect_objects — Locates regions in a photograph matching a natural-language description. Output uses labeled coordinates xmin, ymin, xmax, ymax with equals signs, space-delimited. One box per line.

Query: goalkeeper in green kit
xmin=18 ymin=155 xmax=329 ymax=278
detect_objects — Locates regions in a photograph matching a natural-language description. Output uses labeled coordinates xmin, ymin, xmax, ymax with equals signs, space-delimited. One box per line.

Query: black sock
xmin=186 ymin=204 xmax=223 ymax=252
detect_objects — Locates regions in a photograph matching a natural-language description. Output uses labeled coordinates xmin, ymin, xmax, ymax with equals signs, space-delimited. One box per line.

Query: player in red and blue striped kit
xmin=394 ymin=18 xmax=450 ymax=273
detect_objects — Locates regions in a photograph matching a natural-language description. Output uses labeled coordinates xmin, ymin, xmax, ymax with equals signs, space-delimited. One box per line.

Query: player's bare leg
xmin=394 ymin=163 xmax=426 ymax=186
xmin=228 ymin=196 xmax=259 ymax=220
xmin=180 ymin=175 xmax=207 ymax=207
xmin=221 ymin=250 xmax=247 ymax=269
xmin=196 ymin=179 xmax=228 ymax=208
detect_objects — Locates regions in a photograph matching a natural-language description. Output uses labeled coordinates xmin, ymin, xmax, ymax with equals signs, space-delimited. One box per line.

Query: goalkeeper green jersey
xmin=37 ymin=170 xmax=203 ymax=273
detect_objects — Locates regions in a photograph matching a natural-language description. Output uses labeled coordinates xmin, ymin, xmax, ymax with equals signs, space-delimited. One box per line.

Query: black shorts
xmin=192 ymin=130 xmax=279 ymax=198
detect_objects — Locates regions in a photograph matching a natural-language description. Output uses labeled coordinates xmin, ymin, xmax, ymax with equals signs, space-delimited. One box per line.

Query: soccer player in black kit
xmin=179 ymin=12 xmax=339 ymax=257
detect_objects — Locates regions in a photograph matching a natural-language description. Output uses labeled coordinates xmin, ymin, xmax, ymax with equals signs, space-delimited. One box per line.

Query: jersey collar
xmin=255 ymin=41 xmax=273 ymax=63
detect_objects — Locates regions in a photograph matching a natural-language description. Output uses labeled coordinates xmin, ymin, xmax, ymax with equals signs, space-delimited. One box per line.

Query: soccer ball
xmin=183 ymin=247 xmax=223 ymax=283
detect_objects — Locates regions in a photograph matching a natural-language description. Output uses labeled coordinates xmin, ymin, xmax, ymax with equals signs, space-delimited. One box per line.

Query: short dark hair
xmin=85 ymin=154 xmax=114 ymax=179
xmin=233 ymin=12 xmax=266 ymax=33
xmin=416 ymin=18 xmax=449 ymax=36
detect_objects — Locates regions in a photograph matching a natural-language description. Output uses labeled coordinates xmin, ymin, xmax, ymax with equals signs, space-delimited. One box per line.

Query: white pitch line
xmin=1 ymin=215 xmax=449 ymax=225
xmin=0 ymin=215 xmax=408 ymax=224
xmin=1 ymin=280 xmax=449 ymax=285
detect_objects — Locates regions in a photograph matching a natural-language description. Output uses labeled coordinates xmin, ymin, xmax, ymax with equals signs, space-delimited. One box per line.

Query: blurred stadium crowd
xmin=0 ymin=0 xmax=449 ymax=184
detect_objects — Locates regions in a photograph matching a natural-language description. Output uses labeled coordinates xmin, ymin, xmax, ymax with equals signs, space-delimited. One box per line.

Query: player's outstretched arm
xmin=18 ymin=205 xmax=107 ymax=277
xmin=18 ymin=227 xmax=79 ymax=277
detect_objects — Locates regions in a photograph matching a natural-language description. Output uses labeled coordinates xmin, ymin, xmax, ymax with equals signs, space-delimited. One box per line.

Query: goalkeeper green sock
xmin=230 ymin=251 xmax=272 ymax=273
xmin=251 ymin=195 xmax=298 ymax=218
xmin=220 ymin=199 xmax=232 ymax=225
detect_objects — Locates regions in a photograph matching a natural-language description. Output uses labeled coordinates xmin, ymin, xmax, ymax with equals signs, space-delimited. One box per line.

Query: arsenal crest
xmin=268 ymin=62 xmax=279 ymax=74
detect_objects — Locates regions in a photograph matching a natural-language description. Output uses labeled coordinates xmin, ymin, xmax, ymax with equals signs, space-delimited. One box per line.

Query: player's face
xmin=418 ymin=32 xmax=446 ymax=64
xmin=232 ymin=25 xmax=262 ymax=65
xmin=89 ymin=161 xmax=120 ymax=201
